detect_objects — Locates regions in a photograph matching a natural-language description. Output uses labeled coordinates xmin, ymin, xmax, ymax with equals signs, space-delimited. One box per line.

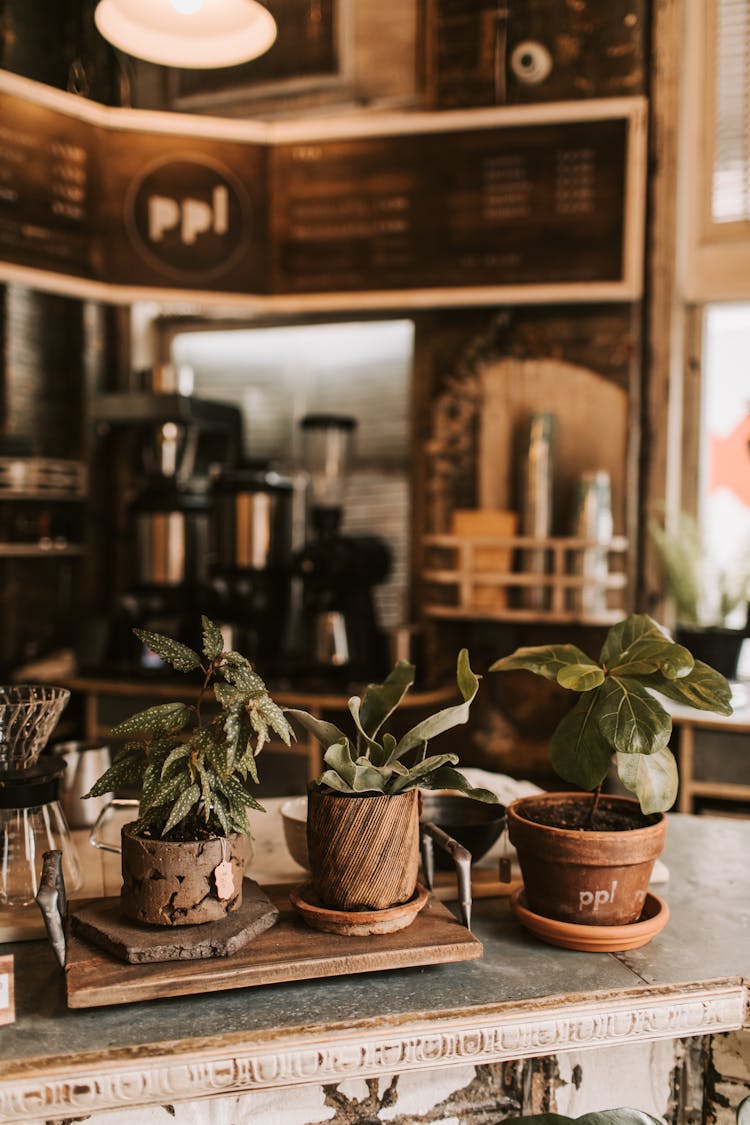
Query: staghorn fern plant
xmin=84 ymin=616 xmax=293 ymax=840
xmin=490 ymin=613 xmax=732 ymax=815
xmin=288 ymin=649 xmax=495 ymax=799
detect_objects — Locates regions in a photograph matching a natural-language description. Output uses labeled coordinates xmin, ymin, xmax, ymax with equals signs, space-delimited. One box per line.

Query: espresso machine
xmin=92 ymin=366 xmax=241 ymax=670
xmin=288 ymin=415 xmax=390 ymax=684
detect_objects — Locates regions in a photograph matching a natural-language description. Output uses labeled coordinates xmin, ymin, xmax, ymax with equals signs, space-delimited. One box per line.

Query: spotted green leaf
xmin=110 ymin=702 xmax=189 ymax=738
xmin=201 ymin=615 xmax=225 ymax=662
xmin=163 ymin=783 xmax=201 ymax=835
xmin=133 ymin=629 xmax=201 ymax=673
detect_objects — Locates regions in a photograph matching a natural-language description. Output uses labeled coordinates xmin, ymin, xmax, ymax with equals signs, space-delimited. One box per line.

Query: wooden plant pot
xmin=508 ymin=793 xmax=667 ymax=926
xmin=306 ymin=787 xmax=420 ymax=912
xmin=120 ymin=823 xmax=247 ymax=926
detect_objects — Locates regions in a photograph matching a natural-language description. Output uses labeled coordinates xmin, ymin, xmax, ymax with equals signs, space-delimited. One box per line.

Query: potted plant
xmin=287 ymin=649 xmax=496 ymax=921
xmin=650 ymin=510 xmax=749 ymax=678
xmin=490 ymin=613 xmax=732 ymax=930
xmin=84 ymin=615 xmax=293 ymax=926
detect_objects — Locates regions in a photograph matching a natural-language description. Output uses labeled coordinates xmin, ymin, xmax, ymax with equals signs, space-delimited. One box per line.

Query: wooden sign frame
xmin=0 ymin=69 xmax=647 ymax=310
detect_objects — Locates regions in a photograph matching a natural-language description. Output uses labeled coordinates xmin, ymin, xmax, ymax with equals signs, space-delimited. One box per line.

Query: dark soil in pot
xmin=520 ymin=797 xmax=658 ymax=833
xmin=508 ymin=793 xmax=667 ymax=927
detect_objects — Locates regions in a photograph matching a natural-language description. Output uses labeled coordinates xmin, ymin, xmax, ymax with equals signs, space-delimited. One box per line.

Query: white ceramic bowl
xmin=281 ymin=796 xmax=309 ymax=870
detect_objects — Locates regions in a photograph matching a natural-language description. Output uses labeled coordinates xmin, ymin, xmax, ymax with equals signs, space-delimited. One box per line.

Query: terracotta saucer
xmin=509 ymin=888 xmax=669 ymax=952
xmin=290 ymin=883 xmax=429 ymax=936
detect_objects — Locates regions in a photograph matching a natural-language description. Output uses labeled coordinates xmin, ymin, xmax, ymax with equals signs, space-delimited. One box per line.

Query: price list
xmin=269 ymin=118 xmax=627 ymax=293
xmin=0 ymin=91 xmax=95 ymax=278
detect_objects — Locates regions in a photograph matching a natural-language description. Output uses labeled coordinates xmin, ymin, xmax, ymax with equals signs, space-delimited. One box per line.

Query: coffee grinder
xmin=209 ymin=463 xmax=294 ymax=668
xmin=289 ymin=415 xmax=390 ymax=684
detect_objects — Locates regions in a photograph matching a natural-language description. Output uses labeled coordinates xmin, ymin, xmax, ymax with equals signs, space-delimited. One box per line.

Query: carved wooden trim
xmin=0 ymin=985 xmax=745 ymax=1123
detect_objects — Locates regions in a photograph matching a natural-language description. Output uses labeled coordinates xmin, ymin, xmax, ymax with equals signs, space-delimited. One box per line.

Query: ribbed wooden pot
xmin=508 ymin=793 xmax=667 ymax=926
xmin=120 ymin=824 xmax=246 ymax=926
xmin=307 ymin=787 xmax=420 ymax=912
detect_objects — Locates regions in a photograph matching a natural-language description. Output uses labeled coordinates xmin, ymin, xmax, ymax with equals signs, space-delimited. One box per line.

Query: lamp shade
xmin=94 ymin=0 xmax=277 ymax=69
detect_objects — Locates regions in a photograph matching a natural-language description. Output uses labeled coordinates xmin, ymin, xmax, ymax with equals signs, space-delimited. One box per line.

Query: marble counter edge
xmin=0 ymin=978 xmax=746 ymax=1124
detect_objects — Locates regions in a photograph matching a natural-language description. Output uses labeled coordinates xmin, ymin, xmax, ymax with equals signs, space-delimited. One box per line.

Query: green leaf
xmin=389 ymin=752 xmax=459 ymax=793
xmin=347 ymin=696 xmax=383 ymax=758
xmin=596 ymin=676 xmax=672 ymax=755
xmin=222 ymin=772 xmax=265 ymax=813
xmin=557 ymin=664 xmax=605 ymax=692
xmin=211 ymin=789 xmax=231 ymax=836
xmin=161 ymin=743 xmax=193 ymax=779
xmin=201 ymin=615 xmax=224 ymax=662
xmin=163 ymin=783 xmax=201 ymax=834
xmin=605 ymin=633 xmax=694 ymax=681
xmin=391 ymin=649 xmax=479 ymax=761
xmin=616 ymin=746 xmax=678 ymax=814
xmin=418 ymin=765 xmax=498 ymax=802
xmin=490 ymin=644 xmax=599 ymax=683
xmin=132 ymin=629 xmax=201 ymax=673
xmin=599 ymin=614 xmax=665 ymax=667
xmin=317 ymin=769 xmax=355 ymax=793
xmin=322 ymin=740 xmax=356 ymax=785
xmin=253 ymin=694 xmax=293 ymax=747
xmin=357 ymin=660 xmax=415 ymax=744
xmin=223 ymin=705 xmax=250 ymax=773
xmin=83 ymin=752 xmax=145 ymax=798
xmin=139 ymin=771 xmax=185 ymax=814
xmin=549 ymin=690 xmax=612 ymax=790
xmin=350 ymin=763 xmax=389 ymax=792
xmin=111 ymin=702 xmax=190 ymax=738
xmin=220 ymin=660 xmax=266 ymax=694
xmin=639 ymin=659 xmax=733 ymax=716
xmin=286 ymin=709 xmax=348 ymax=749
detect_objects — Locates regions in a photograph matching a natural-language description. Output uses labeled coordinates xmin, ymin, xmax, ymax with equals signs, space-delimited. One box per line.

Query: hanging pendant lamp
xmin=94 ymin=0 xmax=277 ymax=69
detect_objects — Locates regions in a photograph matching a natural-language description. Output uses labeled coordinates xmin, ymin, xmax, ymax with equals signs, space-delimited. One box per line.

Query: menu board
xmin=268 ymin=120 xmax=627 ymax=293
xmin=0 ymin=89 xmax=99 ymax=279
xmin=0 ymin=70 xmax=644 ymax=305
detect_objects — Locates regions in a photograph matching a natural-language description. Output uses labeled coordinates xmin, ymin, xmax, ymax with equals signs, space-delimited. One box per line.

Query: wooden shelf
xmin=422 ymin=532 xmax=629 ymax=625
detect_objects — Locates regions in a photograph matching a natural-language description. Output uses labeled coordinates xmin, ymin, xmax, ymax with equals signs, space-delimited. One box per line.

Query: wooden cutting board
xmin=64 ymin=883 xmax=483 ymax=1009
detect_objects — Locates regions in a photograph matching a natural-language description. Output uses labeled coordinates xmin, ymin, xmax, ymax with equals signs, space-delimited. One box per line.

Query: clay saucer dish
xmin=510 ymin=888 xmax=669 ymax=952
xmin=290 ymin=883 xmax=429 ymax=936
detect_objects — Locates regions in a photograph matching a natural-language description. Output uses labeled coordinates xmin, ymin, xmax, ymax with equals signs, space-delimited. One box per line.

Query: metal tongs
xmin=419 ymin=823 xmax=473 ymax=931
xmin=35 ymin=850 xmax=68 ymax=967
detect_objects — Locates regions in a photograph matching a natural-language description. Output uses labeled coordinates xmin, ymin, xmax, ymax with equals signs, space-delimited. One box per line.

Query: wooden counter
xmin=0 ymin=813 xmax=747 ymax=1124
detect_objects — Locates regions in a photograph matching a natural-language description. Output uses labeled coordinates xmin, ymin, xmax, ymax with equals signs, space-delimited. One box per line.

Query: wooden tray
xmin=64 ymin=883 xmax=482 ymax=1009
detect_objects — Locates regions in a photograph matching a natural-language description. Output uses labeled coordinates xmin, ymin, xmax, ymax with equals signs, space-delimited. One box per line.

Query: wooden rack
xmin=422 ymin=533 xmax=629 ymax=625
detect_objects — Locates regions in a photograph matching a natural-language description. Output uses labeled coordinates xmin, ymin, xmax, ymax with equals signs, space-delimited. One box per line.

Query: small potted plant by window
xmin=287 ymin=650 xmax=496 ymax=930
xmin=84 ymin=616 xmax=293 ymax=926
xmin=490 ymin=614 xmax=732 ymax=940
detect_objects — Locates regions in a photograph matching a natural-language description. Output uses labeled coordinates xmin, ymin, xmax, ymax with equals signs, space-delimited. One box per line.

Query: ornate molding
xmin=0 ymin=984 xmax=745 ymax=1123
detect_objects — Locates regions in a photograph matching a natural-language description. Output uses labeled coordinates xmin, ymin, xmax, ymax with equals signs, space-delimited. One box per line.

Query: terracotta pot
xmin=508 ymin=793 xmax=666 ymax=926
xmin=307 ymin=787 xmax=420 ymax=911
xmin=120 ymin=823 xmax=247 ymax=926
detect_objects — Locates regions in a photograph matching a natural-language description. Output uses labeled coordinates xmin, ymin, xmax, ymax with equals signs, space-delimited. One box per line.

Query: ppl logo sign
xmin=126 ymin=156 xmax=249 ymax=281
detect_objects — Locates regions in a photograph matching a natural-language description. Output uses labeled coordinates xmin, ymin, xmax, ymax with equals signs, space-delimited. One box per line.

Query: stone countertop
xmin=0 ymin=812 xmax=747 ymax=1124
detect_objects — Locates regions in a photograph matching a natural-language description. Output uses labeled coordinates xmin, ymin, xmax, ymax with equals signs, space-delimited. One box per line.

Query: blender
xmin=289 ymin=415 xmax=390 ymax=683
xmin=0 ymin=685 xmax=82 ymax=938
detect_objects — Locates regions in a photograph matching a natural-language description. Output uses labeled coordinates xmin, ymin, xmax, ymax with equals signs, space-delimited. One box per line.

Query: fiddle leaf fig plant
xmin=490 ymin=613 xmax=733 ymax=814
xmin=84 ymin=615 xmax=293 ymax=840
xmin=288 ymin=649 xmax=496 ymax=800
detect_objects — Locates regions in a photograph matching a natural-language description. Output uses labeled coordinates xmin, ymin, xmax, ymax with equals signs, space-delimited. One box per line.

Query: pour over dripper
xmin=0 ymin=685 xmax=71 ymax=769
xmin=0 ymin=685 xmax=82 ymax=909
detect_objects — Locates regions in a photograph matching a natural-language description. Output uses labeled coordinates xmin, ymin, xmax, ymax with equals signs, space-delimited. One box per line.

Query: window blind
xmin=712 ymin=0 xmax=750 ymax=221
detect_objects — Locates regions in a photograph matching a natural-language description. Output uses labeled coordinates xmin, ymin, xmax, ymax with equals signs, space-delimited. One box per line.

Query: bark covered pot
xmin=306 ymin=787 xmax=421 ymax=912
xmin=120 ymin=823 xmax=248 ymax=926
xmin=508 ymin=793 xmax=666 ymax=926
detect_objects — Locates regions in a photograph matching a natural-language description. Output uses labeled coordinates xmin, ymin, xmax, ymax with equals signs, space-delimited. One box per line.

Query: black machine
xmin=91 ymin=365 xmax=242 ymax=670
xmin=287 ymin=415 xmax=391 ymax=684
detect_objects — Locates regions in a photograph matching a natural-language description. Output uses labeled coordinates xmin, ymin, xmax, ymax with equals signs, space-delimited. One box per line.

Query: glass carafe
xmin=0 ymin=685 xmax=82 ymax=908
